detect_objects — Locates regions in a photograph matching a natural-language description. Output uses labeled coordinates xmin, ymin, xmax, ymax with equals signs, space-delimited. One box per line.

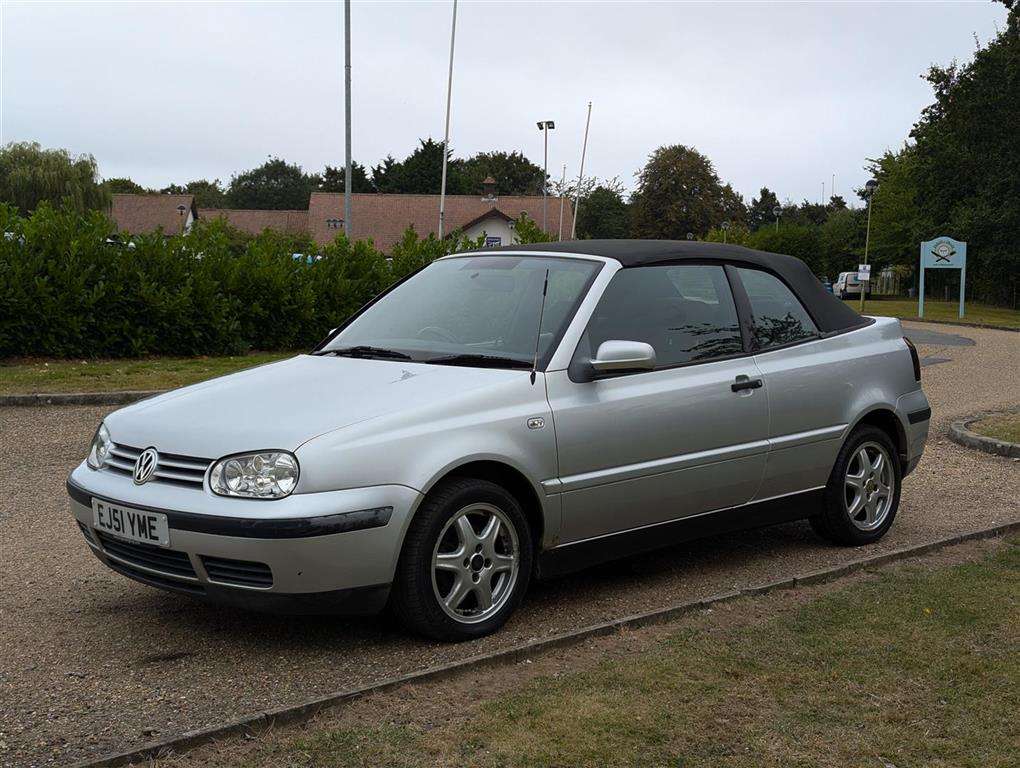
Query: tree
xmin=0 ymin=142 xmax=109 ymax=215
xmin=745 ymin=187 xmax=781 ymax=231
xmin=512 ymin=212 xmax=554 ymax=245
xmin=906 ymin=3 xmax=1019 ymax=303
xmin=161 ymin=179 xmax=228 ymax=208
xmin=861 ymin=148 xmax=924 ymax=272
xmin=320 ymin=162 xmax=373 ymax=193
xmin=105 ymin=177 xmax=149 ymax=194
xmin=630 ymin=145 xmax=735 ymax=239
xmin=719 ymin=183 xmax=747 ymax=227
xmin=826 ymin=195 xmax=848 ymax=212
xmin=819 ymin=207 xmax=865 ymax=277
xmin=226 ymin=158 xmax=321 ymax=210
xmin=461 ymin=151 xmax=545 ymax=196
xmin=371 ymin=139 xmax=467 ymax=195
xmin=575 ymin=181 xmax=629 ymax=239
xmin=747 ymin=223 xmax=823 ymax=275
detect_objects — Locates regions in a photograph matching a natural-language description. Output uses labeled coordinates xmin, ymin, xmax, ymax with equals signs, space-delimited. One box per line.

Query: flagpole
xmin=557 ymin=163 xmax=567 ymax=241
xmin=438 ymin=0 xmax=458 ymax=239
xmin=570 ymin=101 xmax=591 ymax=240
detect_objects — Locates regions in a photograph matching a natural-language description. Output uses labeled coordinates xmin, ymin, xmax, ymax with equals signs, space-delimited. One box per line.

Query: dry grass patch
xmin=844 ymin=298 xmax=1020 ymax=329
xmin=0 ymin=352 xmax=293 ymax=394
xmin=969 ymin=412 xmax=1020 ymax=444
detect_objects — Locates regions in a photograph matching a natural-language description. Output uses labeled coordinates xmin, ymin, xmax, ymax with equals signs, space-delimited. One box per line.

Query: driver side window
xmin=581 ymin=264 xmax=744 ymax=369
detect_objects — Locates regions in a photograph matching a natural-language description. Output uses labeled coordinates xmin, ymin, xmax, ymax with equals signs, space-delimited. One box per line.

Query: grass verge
xmin=0 ymin=352 xmax=294 ymax=394
xmin=970 ymin=412 xmax=1020 ymax=444
xmin=251 ymin=540 xmax=1019 ymax=768
xmin=845 ymin=298 xmax=1020 ymax=329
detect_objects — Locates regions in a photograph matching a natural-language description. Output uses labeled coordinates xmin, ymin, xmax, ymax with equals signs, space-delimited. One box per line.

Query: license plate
xmin=92 ymin=499 xmax=170 ymax=548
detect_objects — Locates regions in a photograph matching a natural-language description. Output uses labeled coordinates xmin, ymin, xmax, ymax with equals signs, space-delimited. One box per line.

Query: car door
xmin=544 ymin=263 xmax=770 ymax=544
xmin=731 ymin=266 xmax=848 ymax=499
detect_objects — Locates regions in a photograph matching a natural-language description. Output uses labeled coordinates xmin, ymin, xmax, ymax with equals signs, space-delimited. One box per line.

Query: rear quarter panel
xmin=753 ymin=316 xmax=919 ymax=498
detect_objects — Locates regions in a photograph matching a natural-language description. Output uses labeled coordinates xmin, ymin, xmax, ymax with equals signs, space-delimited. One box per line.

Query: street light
xmin=721 ymin=220 xmax=730 ymax=244
xmin=773 ymin=204 xmax=782 ymax=232
xmin=860 ymin=179 xmax=878 ymax=312
xmin=537 ymin=120 xmax=555 ymax=232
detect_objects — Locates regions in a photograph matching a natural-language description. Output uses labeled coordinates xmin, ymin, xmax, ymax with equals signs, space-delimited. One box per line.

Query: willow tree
xmin=0 ymin=142 xmax=110 ymax=215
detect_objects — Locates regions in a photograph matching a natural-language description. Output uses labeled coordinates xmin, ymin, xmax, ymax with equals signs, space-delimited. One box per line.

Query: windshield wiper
xmin=316 ymin=345 xmax=413 ymax=360
xmin=424 ymin=353 xmax=532 ymax=370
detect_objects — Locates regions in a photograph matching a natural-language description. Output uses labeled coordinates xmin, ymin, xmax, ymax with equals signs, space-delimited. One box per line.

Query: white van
xmin=835 ymin=271 xmax=869 ymax=299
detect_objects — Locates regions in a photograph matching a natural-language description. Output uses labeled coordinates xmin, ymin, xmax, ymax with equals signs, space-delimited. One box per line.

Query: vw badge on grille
xmin=133 ymin=448 xmax=159 ymax=485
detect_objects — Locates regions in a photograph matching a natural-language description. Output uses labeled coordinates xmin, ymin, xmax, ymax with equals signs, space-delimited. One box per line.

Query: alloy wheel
xmin=431 ymin=503 xmax=519 ymax=624
xmin=843 ymin=441 xmax=895 ymax=531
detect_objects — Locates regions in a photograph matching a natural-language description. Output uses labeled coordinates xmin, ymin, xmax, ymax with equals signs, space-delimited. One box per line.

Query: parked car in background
xmin=67 ymin=240 xmax=930 ymax=641
xmin=834 ymin=270 xmax=870 ymax=299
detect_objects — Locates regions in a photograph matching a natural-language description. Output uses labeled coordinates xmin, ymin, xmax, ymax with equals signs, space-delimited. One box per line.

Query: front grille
xmin=103 ymin=443 xmax=212 ymax=488
xmin=108 ymin=560 xmax=206 ymax=596
xmin=201 ymin=555 xmax=273 ymax=588
xmin=96 ymin=531 xmax=197 ymax=579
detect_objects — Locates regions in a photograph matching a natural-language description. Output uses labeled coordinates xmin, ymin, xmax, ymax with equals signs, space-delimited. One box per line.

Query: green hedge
xmin=0 ymin=203 xmax=480 ymax=358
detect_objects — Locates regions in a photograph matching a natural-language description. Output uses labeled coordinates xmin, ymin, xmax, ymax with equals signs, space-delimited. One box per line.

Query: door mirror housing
xmin=590 ymin=340 xmax=657 ymax=374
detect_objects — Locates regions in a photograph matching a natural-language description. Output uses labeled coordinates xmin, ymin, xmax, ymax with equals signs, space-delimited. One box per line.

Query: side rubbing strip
xmin=908 ymin=407 xmax=932 ymax=425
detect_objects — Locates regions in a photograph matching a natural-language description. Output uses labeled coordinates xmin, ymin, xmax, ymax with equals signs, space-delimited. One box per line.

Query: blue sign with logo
xmin=919 ymin=236 xmax=967 ymax=318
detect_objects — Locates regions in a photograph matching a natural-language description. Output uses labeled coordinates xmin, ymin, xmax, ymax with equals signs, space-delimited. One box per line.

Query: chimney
xmin=481 ymin=176 xmax=497 ymax=201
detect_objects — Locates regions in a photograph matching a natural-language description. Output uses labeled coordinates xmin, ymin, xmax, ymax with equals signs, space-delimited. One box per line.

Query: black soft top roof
xmin=462 ymin=239 xmax=866 ymax=334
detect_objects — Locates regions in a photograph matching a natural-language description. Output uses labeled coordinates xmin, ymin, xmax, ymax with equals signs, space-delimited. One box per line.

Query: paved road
xmin=1 ymin=322 xmax=1017 ymax=768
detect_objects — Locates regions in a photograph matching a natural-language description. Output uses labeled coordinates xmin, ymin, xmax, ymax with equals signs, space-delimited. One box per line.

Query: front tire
xmin=391 ymin=478 xmax=532 ymax=641
xmin=810 ymin=425 xmax=901 ymax=546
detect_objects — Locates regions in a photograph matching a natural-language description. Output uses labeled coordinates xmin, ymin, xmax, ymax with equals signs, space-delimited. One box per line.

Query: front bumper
xmin=67 ymin=462 xmax=421 ymax=614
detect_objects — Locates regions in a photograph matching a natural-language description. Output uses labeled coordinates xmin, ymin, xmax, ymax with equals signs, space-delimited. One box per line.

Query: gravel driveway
xmin=1 ymin=321 xmax=1017 ymax=768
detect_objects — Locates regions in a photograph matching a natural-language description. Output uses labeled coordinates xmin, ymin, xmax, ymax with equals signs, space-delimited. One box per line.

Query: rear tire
xmin=810 ymin=425 xmax=901 ymax=546
xmin=390 ymin=478 xmax=532 ymax=641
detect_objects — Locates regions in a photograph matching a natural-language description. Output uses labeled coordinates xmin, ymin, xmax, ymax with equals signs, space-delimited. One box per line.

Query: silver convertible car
xmin=68 ymin=240 xmax=930 ymax=640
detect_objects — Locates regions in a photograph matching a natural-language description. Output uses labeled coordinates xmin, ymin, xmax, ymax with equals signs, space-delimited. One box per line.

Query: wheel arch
xmin=847 ymin=406 xmax=908 ymax=469
xmin=414 ymin=458 xmax=550 ymax=554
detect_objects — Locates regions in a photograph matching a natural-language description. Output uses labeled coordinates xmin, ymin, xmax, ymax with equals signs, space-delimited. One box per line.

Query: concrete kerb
xmin=948 ymin=409 xmax=1020 ymax=458
xmin=0 ymin=390 xmax=164 ymax=407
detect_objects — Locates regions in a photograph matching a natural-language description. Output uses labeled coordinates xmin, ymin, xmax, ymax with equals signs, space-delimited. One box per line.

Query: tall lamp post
xmin=343 ymin=0 xmax=353 ymax=237
xmin=537 ymin=120 xmax=555 ymax=233
xmin=860 ymin=178 xmax=878 ymax=312
xmin=773 ymin=204 xmax=782 ymax=232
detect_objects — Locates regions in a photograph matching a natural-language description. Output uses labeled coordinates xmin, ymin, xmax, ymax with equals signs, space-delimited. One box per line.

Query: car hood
xmin=104 ymin=354 xmax=523 ymax=458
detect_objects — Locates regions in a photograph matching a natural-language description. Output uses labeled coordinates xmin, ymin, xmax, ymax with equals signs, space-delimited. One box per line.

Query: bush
xmin=0 ymin=204 xmax=463 ymax=359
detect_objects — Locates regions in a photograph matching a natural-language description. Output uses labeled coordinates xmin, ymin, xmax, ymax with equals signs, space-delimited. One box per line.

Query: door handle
xmin=731 ymin=376 xmax=763 ymax=392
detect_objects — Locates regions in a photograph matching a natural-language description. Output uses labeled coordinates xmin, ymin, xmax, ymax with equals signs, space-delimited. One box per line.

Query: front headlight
xmin=86 ymin=422 xmax=112 ymax=469
xmin=210 ymin=451 xmax=299 ymax=499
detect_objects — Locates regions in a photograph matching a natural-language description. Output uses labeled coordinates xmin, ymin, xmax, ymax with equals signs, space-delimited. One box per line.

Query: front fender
xmin=295 ymin=373 xmax=559 ymax=544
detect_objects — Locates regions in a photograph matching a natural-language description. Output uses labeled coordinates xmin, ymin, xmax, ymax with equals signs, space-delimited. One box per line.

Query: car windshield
xmin=319 ymin=255 xmax=601 ymax=367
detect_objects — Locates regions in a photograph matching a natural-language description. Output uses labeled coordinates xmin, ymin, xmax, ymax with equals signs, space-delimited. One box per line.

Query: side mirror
xmin=590 ymin=340 xmax=657 ymax=374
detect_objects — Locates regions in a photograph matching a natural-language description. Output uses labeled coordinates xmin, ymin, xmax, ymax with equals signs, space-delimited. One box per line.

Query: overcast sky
xmin=0 ymin=1 xmax=1009 ymax=206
